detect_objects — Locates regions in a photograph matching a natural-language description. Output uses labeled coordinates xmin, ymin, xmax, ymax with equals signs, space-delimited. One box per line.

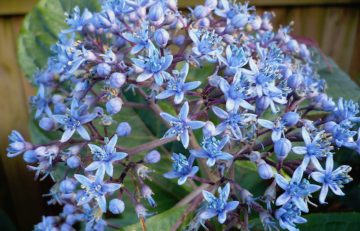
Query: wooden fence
xmin=0 ymin=0 xmax=359 ymax=230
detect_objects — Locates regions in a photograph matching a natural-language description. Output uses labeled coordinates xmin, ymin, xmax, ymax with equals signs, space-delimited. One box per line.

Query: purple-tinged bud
xmin=115 ymin=37 xmax=127 ymax=48
xmin=65 ymin=215 xmax=77 ymax=226
xmin=52 ymin=94 xmax=64 ymax=104
xmin=249 ymin=151 xmax=261 ymax=162
xmin=274 ymin=138 xmax=292 ymax=160
xmin=251 ymin=16 xmax=262 ymax=30
xmin=281 ymin=112 xmax=300 ymax=126
xmin=198 ymin=18 xmax=210 ymax=28
xmin=299 ymin=44 xmax=310 ymax=59
xmin=96 ymin=63 xmax=111 ymax=76
xmin=106 ymin=97 xmax=123 ymax=115
xmin=60 ymin=223 xmax=73 ymax=231
xmin=203 ymin=121 xmax=216 ymax=137
xmin=256 ymin=96 xmax=271 ymax=114
xmin=59 ymin=178 xmax=77 ymax=194
xmin=116 ymin=122 xmax=132 ymax=137
xmin=23 ymin=150 xmax=38 ymax=163
xmin=141 ymin=185 xmax=156 ymax=207
xmin=287 ymin=73 xmax=303 ymax=89
xmin=257 ymin=160 xmax=274 ymax=179
xmin=231 ymin=13 xmax=248 ymax=28
xmin=287 ymin=39 xmax=300 ymax=53
xmin=136 ymin=7 xmax=147 ymax=19
xmin=154 ymin=29 xmax=169 ymax=48
xmin=109 ymin=72 xmax=126 ymax=88
xmin=322 ymin=98 xmax=336 ymax=112
xmin=324 ymin=121 xmax=337 ymax=133
xmin=39 ymin=117 xmax=55 ymax=131
xmin=63 ymin=204 xmax=76 ymax=215
xmin=193 ymin=5 xmax=210 ymax=19
xmin=205 ymin=0 xmax=218 ymax=9
xmin=66 ymin=156 xmax=81 ymax=169
xmin=222 ymin=34 xmax=235 ymax=44
xmin=167 ymin=0 xmax=178 ymax=11
xmin=135 ymin=204 xmax=148 ymax=218
xmin=109 ymin=199 xmax=125 ymax=214
xmin=149 ymin=4 xmax=164 ymax=22
xmin=173 ymin=35 xmax=185 ymax=46
xmin=54 ymin=103 xmax=67 ymax=114
xmin=144 ymin=150 xmax=161 ymax=164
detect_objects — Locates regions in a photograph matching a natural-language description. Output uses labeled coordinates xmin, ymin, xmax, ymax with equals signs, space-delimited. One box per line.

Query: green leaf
xmin=300 ymin=212 xmax=360 ymax=231
xmin=119 ymin=206 xmax=187 ymax=231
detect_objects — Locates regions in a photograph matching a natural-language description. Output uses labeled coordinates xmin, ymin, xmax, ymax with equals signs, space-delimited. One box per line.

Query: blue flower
xmin=53 ymin=100 xmax=97 ymax=142
xmin=330 ymin=123 xmax=356 ymax=148
xmin=257 ymin=118 xmax=286 ymax=142
xmin=160 ymin=101 xmax=205 ymax=148
xmin=31 ymin=84 xmax=52 ymax=119
xmin=74 ymin=167 xmax=121 ymax=212
xmin=63 ymin=6 xmax=93 ymax=33
xmin=200 ymin=183 xmax=239 ymax=224
xmin=189 ymin=29 xmax=223 ymax=63
xmin=219 ymin=74 xmax=254 ymax=111
xmin=85 ymin=135 xmax=128 ymax=177
xmin=132 ymin=44 xmax=173 ymax=86
xmin=163 ymin=153 xmax=199 ymax=185
xmin=327 ymin=98 xmax=360 ymax=123
xmin=190 ymin=136 xmax=233 ymax=167
xmin=310 ymin=154 xmax=352 ymax=204
xmin=218 ymin=45 xmax=248 ymax=74
xmin=156 ymin=63 xmax=201 ymax=104
xmin=212 ymin=106 xmax=257 ymax=140
xmin=123 ymin=21 xmax=151 ymax=54
xmin=7 ymin=130 xmax=32 ymax=157
xmin=275 ymin=202 xmax=307 ymax=231
xmin=292 ymin=127 xmax=332 ymax=170
xmin=275 ymin=167 xmax=320 ymax=212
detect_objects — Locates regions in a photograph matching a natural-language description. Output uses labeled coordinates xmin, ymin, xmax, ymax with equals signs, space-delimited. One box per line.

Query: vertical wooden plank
xmin=0 ymin=16 xmax=44 ymax=230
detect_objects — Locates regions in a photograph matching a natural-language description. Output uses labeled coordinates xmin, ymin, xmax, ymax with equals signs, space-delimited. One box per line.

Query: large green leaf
xmin=299 ymin=212 xmax=360 ymax=231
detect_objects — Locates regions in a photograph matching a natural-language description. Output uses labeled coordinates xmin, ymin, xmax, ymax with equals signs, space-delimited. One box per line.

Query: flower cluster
xmin=7 ymin=0 xmax=358 ymax=230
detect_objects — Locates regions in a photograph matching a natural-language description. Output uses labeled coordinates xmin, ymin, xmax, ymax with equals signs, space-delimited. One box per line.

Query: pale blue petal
xmin=61 ymin=129 xmax=75 ymax=143
xmin=77 ymin=126 xmax=90 ymax=140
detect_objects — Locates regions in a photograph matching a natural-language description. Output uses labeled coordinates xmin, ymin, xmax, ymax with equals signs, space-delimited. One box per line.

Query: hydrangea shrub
xmin=8 ymin=0 xmax=360 ymax=230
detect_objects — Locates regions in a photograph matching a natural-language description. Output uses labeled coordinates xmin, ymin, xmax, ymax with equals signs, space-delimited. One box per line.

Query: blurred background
xmin=0 ymin=0 xmax=359 ymax=230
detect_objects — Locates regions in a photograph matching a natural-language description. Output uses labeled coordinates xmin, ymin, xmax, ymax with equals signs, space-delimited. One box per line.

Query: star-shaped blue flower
xmin=85 ymin=135 xmax=128 ymax=177
xmin=200 ymin=183 xmax=239 ymax=224
xmin=156 ymin=63 xmax=201 ymax=104
xmin=160 ymin=101 xmax=205 ymax=148
xmin=131 ymin=44 xmax=173 ymax=86
xmin=275 ymin=167 xmax=320 ymax=212
xmin=74 ymin=167 xmax=121 ymax=212
xmin=190 ymin=136 xmax=233 ymax=167
xmin=310 ymin=154 xmax=352 ymax=204
xmin=53 ymin=100 xmax=97 ymax=142
xmin=163 ymin=153 xmax=199 ymax=185
xmin=292 ymin=127 xmax=332 ymax=170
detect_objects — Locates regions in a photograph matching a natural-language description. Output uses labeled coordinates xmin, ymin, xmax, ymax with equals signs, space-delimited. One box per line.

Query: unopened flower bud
xmin=281 ymin=112 xmax=300 ymax=126
xmin=39 ymin=117 xmax=55 ymax=131
xmin=116 ymin=122 xmax=132 ymax=137
xmin=203 ymin=121 xmax=216 ymax=137
xmin=198 ymin=18 xmax=210 ymax=28
xmin=135 ymin=204 xmax=148 ymax=218
xmin=23 ymin=150 xmax=38 ymax=163
xmin=287 ymin=73 xmax=303 ymax=89
xmin=249 ymin=151 xmax=261 ymax=162
xmin=205 ymin=0 xmax=218 ymax=9
xmin=154 ymin=29 xmax=169 ymax=48
xmin=59 ymin=178 xmax=77 ymax=194
xmin=144 ymin=150 xmax=161 ymax=164
xmin=66 ymin=155 xmax=81 ymax=169
xmin=257 ymin=160 xmax=274 ymax=179
xmin=256 ymin=96 xmax=271 ymax=114
xmin=193 ymin=5 xmax=209 ymax=19
xmin=251 ymin=16 xmax=262 ymax=30
xmin=109 ymin=72 xmax=126 ymax=88
xmin=149 ymin=4 xmax=164 ymax=22
xmin=96 ymin=63 xmax=111 ymax=76
xmin=109 ymin=199 xmax=125 ymax=214
xmin=324 ymin=121 xmax=337 ymax=133
xmin=274 ymin=138 xmax=292 ymax=160
xmin=231 ymin=13 xmax=248 ymax=28
xmin=287 ymin=39 xmax=300 ymax=53
xmin=106 ymin=97 xmax=123 ymax=115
